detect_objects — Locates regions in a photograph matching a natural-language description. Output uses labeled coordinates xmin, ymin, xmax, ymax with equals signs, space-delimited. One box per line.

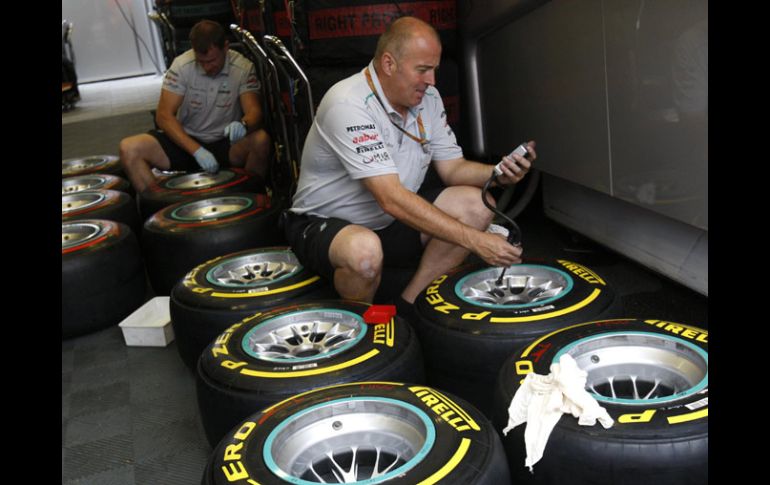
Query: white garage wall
xmin=62 ymin=0 xmax=166 ymax=83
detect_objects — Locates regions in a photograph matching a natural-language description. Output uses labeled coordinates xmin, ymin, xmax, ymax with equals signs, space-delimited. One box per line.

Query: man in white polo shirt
xmin=284 ymin=16 xmax=537 ymax=313
xmin=119 ymin=20 xmax=270 ymax=193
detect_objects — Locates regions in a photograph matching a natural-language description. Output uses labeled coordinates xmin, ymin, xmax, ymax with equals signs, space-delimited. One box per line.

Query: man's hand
xmin=472 ymin=231 xmax=523 ymax=267
xmin=496 ymin=141 xmax=537 ymax=185
xmin=224 ymin=121 xmax=247 ymax=143
xmin=193 ymin=147 xmax=219 ymax=173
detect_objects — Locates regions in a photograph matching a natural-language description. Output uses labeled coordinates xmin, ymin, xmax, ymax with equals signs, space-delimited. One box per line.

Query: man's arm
xmin=238 ymin=91 xmax=263 ymax=132
xmin=362 ymin=174 xmax=521 ymax=267
xmin=434 ymin=141 xmax=536 ymax=187
xmin=155 ymin=89 xmax=202 ymax=155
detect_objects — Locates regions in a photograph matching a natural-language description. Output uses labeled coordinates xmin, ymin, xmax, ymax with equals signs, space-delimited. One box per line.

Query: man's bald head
xmin=374 ymin=16 xmax=441 ymax=62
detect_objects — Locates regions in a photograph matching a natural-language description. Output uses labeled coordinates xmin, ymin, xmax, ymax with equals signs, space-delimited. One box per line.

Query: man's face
xmin=195 ymin=45 xmax=227 ymax=76
xmin=388 ymin=35 xmax=441 ymax=111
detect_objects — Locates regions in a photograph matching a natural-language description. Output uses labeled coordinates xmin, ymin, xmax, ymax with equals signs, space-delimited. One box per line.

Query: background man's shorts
xmin=283 ymin=186 xmax=444 ymax=282
xmin=148 ymin=129 xmax=232 ymax=172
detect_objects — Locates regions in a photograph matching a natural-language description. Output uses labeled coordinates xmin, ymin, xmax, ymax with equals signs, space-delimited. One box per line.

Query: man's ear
xmin=381 ymin=52 xmax=398 ymax=76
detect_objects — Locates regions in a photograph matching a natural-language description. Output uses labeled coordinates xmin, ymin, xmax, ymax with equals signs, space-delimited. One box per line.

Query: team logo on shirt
xmin=164 ymin=69 xmax=180 ymax=89
xmin=362 ymin=152 xmax=391 ymax=164
xmin=346 ymin=124 xmax=376 ymax=133
xmin=352 ymin=133 xmax=379 ymax=144
xmin=356 ymin=142 xmax=385 ymax=154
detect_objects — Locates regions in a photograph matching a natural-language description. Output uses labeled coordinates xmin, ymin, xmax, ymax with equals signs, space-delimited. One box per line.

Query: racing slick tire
xmin=491 ymin=318 xmax=708 ymax=485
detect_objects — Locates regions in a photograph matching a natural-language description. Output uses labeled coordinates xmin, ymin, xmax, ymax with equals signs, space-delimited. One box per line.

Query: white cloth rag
xmin=486 ymin=223 xmax=509 ymax=239
xmin=502 ymin=354 xmax=614 ymax=472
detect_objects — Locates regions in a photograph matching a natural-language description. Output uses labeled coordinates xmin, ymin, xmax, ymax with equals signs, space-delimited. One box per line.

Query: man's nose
xmin=424 ymin=70 xmax=436 ymax=86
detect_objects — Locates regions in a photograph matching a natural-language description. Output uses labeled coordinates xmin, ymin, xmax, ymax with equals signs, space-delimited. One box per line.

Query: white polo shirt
xmin=162 ymin=49 xmax=260 ymax=143
xmin=291 ymin=61 xmax=463 ymax=230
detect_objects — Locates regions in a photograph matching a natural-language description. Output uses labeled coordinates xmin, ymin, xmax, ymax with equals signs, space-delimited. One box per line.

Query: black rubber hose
xmin=482 ymin=173 xmax=522 ymax=246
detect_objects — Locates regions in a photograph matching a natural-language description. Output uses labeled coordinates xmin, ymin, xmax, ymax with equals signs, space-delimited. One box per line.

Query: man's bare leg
xmin=119 ymin=134 xmax=172 ymax=193
xmin=400 ymin=186 xmax=495 ymax=303
xmin=229 ymin=129 xmax=271 ymax=179
xmin=328 ymin=225 xmax=384 ymax=302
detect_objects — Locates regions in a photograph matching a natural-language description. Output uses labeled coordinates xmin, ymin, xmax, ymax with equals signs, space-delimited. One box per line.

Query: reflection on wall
xmin=606 ymin=0 xmax=707 ymax=229
xmin=471 ymin=0 xmax=707 ymax=229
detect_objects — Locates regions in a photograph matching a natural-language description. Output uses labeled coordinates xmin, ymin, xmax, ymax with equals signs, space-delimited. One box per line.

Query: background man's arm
xmin=155 ymin=89 xmax=202 ymax=155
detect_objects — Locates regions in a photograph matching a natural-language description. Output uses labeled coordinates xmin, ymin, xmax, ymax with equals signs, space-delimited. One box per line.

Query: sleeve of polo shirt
xmin=239 ymin=62 xmax=261 ymax=95
xmin=315 ymin=102 xmax=398 ymax=180
xmin=426 ymin=88 xmax=464 ymax=161
xmin=161 ymin=57 xmax=186 ymax=96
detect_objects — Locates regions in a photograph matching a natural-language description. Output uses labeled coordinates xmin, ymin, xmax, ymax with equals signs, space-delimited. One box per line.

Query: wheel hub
xmin=171 ymin=196 xmax=251 ymax=221
xmin=62 ymin=155 xmax=117 ymax=174
xmin=208 ymin=251 xmax=300 ymax=286
xmin=62 ymin=192 xmax=106 ymax=214
xmin=62 ymin=175 xmax=109 ymax=194
xmin=62 ymin=221 xmax=104 ymax=249
xmin=266 ymin=398 xmax=434 ymax=483
xmin=243 ymin=310 xmax=364 ymax=361
xmin=458 ymin=266 xmax=569 ymax=306
xmin=165 ymin=170 xmax=235 ymax=190
xmin=561 ymin=332 xmax=708 ymax=403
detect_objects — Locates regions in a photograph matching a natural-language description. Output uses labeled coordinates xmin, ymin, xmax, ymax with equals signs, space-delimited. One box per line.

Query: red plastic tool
xmin=363 ymin=305 xmax=396 ymax=324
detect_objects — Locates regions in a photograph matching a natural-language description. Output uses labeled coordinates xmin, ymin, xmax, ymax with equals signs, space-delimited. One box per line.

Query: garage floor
xmin=61 ymin=76 xmax=707 ymax=484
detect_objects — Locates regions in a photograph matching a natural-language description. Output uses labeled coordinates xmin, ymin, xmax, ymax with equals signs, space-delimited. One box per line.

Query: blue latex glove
xmin=193 ymin=147 xmax=219 ymax=173
xmin=224 ymin=120 xmax=247 ymax=143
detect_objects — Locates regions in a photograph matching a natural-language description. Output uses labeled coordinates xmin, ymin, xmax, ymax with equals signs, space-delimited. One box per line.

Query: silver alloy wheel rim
xmin=265 ymin=397 xmax=435 ymax=483
xmin=164 ymin=170 xmax=235 ymax=190
xmin=170 ymin=195 xmax=252 ymax=221
xmin=456 ymin=266 xmax=571 ymax=307
xmin=62 ymin=192 xmax=107 ymax=214
xmin=62 ymin=155 xmax=117 ymax=174
xmin=62 ymin=175 xmax=109 ymax=194
xmin=207 ymin=251 xmax=301 ymax=287
xmin=242 ymin=309 xmax=366 ymax=362
xmin=556 ymin=331 xmax=708 ymax=404
xmin=62 ymin=221 xmax=104 ymax=249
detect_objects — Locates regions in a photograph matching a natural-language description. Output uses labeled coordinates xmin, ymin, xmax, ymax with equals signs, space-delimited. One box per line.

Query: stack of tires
xmin=62 ymin=156 xmax=147 ymax=339
xmin=62 ymin=219 xmax=147 ymax=339
xmin=169 ymin=246 xmax=334 ymax=370
xmin=141 ymin=192 xmax=283 ymax=295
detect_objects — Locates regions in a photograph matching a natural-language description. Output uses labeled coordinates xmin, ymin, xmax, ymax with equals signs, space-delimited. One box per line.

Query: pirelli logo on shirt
xmin=356 ymin=142 xmax=385 ymax=154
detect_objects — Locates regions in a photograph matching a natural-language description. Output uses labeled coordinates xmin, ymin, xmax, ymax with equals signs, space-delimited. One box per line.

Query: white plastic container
xmin=118 ymin=296 xmax=174 ymax=347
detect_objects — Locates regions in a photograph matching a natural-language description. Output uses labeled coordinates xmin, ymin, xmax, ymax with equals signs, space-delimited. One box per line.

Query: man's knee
xmin=119 ymin=135 xmax=149 ymax=168
xmin=443 ymin=186 xmax=495 ymax=230
xmin=244 ymin=128 xmax=270 ymax=151
xmin=335 ymin=230 xmax=383 ymax=281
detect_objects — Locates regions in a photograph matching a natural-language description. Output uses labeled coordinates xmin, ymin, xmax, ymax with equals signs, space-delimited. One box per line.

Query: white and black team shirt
xmin=291 ymin=61 xmax=463 ymax=230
